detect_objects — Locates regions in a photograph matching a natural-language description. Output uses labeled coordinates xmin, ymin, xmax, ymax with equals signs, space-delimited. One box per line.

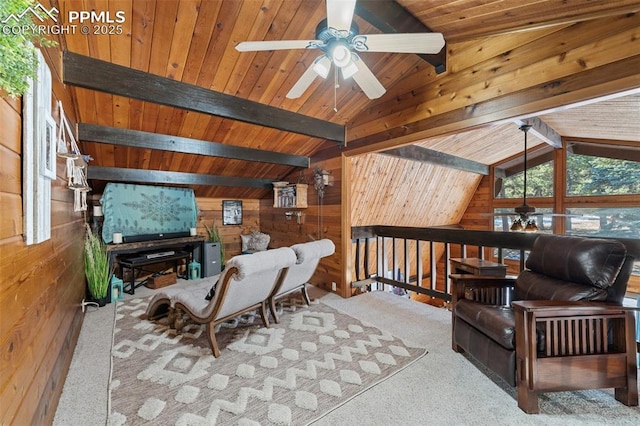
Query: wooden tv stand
xmin=107 ymin=236 xmax=205 ymax=294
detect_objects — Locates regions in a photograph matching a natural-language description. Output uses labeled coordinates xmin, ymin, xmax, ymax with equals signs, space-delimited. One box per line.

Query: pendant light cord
xmin=521 ymin=124 xmax=531 ymax=206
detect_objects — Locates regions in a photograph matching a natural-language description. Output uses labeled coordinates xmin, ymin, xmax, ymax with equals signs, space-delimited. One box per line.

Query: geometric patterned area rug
xmin=108 ymin=296 xmax=427 ymax=425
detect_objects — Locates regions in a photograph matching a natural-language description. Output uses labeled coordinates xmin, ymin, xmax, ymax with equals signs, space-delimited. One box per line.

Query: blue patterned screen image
xmin=100 ymin=183 xmax=197 ymax=243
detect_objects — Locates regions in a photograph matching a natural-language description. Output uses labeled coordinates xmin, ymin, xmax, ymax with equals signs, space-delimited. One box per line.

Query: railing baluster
xmin=355 ymin=238 xmax=361 ymax=282
xmin=392 ymin=237 xmax=398 ymax=282
xmin=364 ymin=238 xmax=370 ymax=279
xmin=444 ymin=242 xmax=451 ymax=295
xmin=404 ymin=239 xmax=410 ymax=284
xmin=430 ymin=241 xmax=436 ymax=291
xmin=416 ymin=240 xmax=422 ymax=288
xmin=377 ymin=236 xmax=383 ymax=291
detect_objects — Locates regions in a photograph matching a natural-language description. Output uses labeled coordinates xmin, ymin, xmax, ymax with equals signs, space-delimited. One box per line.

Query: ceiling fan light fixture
xmin=330 ymin=41 xmax=352 ymax=67
xmin=341 ymin=57 xmax=358 ymax=79
xmin=312 ymin=56 xmax=331 ymax=79
xmin=510 ymin=218 xmax=524 ymax=232
xmin=524 ymin=219 xmax=539 ymax=232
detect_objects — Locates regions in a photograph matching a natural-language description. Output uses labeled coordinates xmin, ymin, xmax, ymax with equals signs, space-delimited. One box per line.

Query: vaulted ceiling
xmin=51 ymin=0 xmax=640 ymax=198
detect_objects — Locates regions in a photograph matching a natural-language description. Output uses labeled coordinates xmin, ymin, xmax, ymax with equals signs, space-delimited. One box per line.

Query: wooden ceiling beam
xmin=79 ymin=123 xmax=309 ymax=168
xmin=355 ymin=0 xmax=446 ymax=73
xmin=63 ymin=51 xmax=345 ymax=143
xmin=382 ymin=145 xmax=489 ymax=175
xmin=514 ymin=117 xmax=562 ymax=148
xmin=87 ymin=166 xmax=275 ymax=188
xmin=567 ymin=140 xmax=640 ymax=162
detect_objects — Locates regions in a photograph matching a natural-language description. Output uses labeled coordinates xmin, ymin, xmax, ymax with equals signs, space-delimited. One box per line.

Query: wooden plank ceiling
xmin=53 ymin=0 xmax=640 ymax=198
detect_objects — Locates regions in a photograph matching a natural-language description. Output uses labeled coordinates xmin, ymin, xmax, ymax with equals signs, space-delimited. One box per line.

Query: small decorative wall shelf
xmin=273 ymin=183 xmax=308 ymax=208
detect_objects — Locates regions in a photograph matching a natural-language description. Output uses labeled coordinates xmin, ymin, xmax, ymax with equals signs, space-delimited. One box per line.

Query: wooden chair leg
xmin=260 ymin=301 xmax=271 ymax=328
xmin=517 ymin=384 xmax=539 ymax=414
xmin=614 ymin=386 xmax=638 ymax=406
xmin=269 ymin=297 xmax=280 ymax=324
xmin=206 ymin=323 xmax=220 ymax=358
xmin=614 ymin=357 xmax=638 ymax=406
xmin=166 ymin=307 xmax=177 ymax=328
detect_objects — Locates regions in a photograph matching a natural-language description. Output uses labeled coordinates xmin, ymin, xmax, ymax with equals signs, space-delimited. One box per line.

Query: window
xmin=566 ymin=208 xmax=640 ymax=279
xmin=566 ymin=145 xmax=640 ymax=196
xmin=565 ymin=208 xmax=640 ymax=239
xmin=23 ymin=49 xmax=53 ymax=245
xmin=494 ymin=150 xmax=554 ymax=199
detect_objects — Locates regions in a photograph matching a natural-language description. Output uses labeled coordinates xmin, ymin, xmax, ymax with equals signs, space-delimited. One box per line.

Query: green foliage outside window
xmin=496 ymin=161 xmax=554 ymax=199
xmin=567 ymin=153 xmax=640 ymax=196
xmin=0 ymin=0 xmax=56 ymax=97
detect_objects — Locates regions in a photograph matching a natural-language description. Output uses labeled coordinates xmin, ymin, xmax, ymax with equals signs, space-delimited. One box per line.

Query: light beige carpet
xmin=108 ymin=296 xmax=427 ymax=425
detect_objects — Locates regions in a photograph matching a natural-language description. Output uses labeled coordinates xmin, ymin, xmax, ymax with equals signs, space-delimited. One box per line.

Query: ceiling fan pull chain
xmin=333 ymin=66 xmax=339 ymax=112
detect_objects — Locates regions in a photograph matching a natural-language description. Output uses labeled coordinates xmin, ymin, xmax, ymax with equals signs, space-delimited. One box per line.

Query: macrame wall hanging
xmin=56 ymin=101 xmax=91 ymax=212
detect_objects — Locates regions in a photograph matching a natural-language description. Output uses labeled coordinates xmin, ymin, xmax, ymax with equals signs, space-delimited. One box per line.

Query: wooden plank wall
xmin=259 ymin=153 xmax=343 ymax=295
xmin=194 ymin=197 xmax=261 ymax=262
xmin=348 ymin=152 xmax=483 ymax=301
xmin=0 ymin=49 xmax=86 ymax=424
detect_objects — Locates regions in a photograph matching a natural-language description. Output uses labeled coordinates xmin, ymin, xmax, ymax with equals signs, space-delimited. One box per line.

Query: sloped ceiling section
xmin=350 ymin=153 xmax=482 ymax=227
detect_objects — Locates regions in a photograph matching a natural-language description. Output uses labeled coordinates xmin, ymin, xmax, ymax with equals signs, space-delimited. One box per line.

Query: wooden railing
xmin=351 ymin=225 xmax=640 ymax=302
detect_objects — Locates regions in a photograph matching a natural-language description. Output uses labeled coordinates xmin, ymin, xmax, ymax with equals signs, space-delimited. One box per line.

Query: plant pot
xmin=88 ymin=282 xmax=111 ymax=307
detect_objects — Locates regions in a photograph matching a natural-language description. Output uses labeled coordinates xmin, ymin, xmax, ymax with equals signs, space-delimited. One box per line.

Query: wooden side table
xmin=450 ymin=257 xmax=507 ymax=277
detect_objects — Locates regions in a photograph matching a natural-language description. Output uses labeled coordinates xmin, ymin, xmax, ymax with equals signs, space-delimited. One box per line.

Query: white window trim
xmin=23 ymin=49 xmax=53 ymax=245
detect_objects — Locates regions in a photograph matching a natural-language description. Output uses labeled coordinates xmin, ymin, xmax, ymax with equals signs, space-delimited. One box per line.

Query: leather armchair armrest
xmin=450 ymin=274 xmax=517 ymax=308
xmin=513 ymin=300 xmax=636 ymax=358
xmin=512 ymin=300 xmax=627 ymax=316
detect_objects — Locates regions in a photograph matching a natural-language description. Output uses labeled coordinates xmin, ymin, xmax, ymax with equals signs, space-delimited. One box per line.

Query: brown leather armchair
xmin=450 ymin=234 xmax=638 ymax=413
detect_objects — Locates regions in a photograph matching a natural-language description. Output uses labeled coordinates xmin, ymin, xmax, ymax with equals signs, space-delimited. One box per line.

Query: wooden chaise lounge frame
xmin=146 ymin=247 xmax=297 ymax=357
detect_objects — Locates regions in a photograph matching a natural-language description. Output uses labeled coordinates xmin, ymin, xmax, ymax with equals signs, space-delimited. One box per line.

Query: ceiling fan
xmin=235 ymin=0 xmax=445 ymax=100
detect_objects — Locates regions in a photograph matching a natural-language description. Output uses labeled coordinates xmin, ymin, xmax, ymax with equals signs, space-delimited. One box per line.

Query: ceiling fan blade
xmin=327 ymin=0 xmax=356 ymax=33
xmin=286 ymin=56 xmax=331 ymax=99
xmin=235 ymin=40 xmax=318 ymax=52
xmin=353 ymin=33 xmax=445 ymax=54
xmin=351 ymin=55 xmax=386 ymax=99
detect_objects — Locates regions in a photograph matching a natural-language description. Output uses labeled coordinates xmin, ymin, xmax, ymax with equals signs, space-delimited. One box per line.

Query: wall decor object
xmin=222 ymin=200 xmax=243 ymax=225
xmin=41 ymin=115 xmax=57 ymax=179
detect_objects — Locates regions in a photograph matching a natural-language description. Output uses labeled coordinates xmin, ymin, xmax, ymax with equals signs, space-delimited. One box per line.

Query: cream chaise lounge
xmin=146 ymin=247 xmax=297 ymax=357
xmin=269 ymin=239 xmax=335 ymax=323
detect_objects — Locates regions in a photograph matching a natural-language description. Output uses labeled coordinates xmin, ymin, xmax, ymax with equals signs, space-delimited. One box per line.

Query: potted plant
xmin=84 ymin=223 xmax=111 ymax=305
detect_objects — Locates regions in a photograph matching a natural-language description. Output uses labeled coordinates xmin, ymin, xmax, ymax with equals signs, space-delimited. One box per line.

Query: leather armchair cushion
xmin=525 ymin=235 xmax=626 ymax=289
xmin=455 ymin=300 xmax=516 ymax=350
xmin=515 ymin=270 xmax=609 ymax=301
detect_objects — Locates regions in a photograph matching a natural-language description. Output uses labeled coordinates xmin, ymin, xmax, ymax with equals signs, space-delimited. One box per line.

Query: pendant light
xmin=511 ymin=124 xmax=538 ymax=232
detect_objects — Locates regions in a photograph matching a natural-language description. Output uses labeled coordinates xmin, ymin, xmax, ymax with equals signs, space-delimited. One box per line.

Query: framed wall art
xmin=222 ymin=200 xmax=242 ymax=225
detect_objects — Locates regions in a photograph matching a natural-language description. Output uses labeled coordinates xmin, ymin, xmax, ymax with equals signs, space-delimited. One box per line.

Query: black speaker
xmin=202 ymin=242 xmax=222 ymax=277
